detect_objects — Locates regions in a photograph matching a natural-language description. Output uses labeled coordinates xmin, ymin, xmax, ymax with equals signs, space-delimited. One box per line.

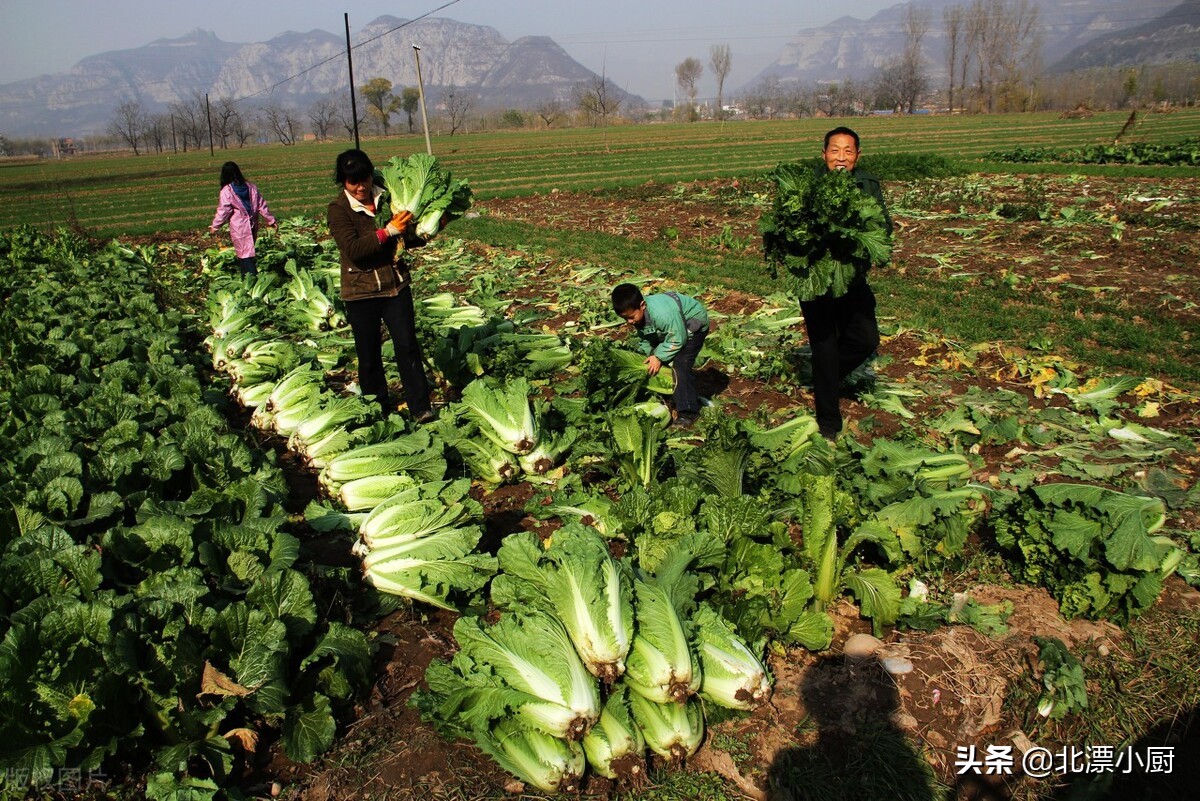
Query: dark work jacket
xmin=327 ymin=189 xmax=416 ymax=302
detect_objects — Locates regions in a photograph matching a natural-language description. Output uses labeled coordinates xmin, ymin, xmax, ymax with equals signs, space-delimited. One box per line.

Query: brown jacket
xmin=327 ymin=189 xmax=411 ymax=302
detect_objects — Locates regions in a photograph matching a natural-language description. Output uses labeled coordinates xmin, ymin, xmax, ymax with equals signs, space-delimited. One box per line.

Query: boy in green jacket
xmin=611 ymin=283 xmax=710 ymax=428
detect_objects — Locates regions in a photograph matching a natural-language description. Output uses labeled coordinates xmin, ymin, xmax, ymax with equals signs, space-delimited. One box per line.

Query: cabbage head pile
xmin=760 ymin=165 xmax=892 ymax=302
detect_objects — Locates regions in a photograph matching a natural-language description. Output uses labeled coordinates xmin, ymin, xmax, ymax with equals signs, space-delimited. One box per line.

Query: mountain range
xmin=0 ymin=17 xmax=638 ymax=139
xmin=754 ymin=0 xmax=1196 ymax=85
xmin=1 ymin=1 xmax=1197 ymax=139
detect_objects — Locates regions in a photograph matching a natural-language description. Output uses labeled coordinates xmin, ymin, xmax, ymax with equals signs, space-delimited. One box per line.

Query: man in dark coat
xmin=802 ymin=126 xmax=893 ymax=441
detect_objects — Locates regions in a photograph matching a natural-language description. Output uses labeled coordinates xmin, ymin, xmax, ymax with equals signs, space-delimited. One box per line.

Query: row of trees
xmin=99 ymin=72 xmax=639 ymax=155
xmin=672 ymin=0 xmax=1195 ymax=119
xmin=674 ymin=44 xmax=734 ymax=121
xmin=670 ymin=0 xmax=1042 ymax=117
xmin=106 ymin=91 xmax=367 ymax=155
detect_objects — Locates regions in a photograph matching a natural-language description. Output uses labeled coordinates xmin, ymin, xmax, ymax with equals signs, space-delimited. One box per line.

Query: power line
xmin=235 ymin=0 xmax=464 ymax=104
xmin=191 ymin=0 xmax=468 ymax=108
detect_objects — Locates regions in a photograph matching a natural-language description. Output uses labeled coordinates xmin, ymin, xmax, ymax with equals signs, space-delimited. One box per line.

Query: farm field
xmin=1 ymin=109 xmax=1198 ymax=236
xmin=1 ymin=112 xmax=1198 ymax=801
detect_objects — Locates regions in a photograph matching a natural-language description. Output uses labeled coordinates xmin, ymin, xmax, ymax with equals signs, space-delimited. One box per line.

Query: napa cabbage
xmin=491 ymin=525 xmax=634 ymax=682
xmin=446 ymin=610 xmax=601 ymax=739
xmin=361 ymin=525 xmax=496 ymax=610
xmin=458 ymin=377 xmax=540 ymax=455
xmin=377 ymin=152 xmax=473 ymax=238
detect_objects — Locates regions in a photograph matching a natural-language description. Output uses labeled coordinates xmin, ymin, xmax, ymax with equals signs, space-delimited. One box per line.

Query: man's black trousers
xmin=799 ymin=276 xmax=879 ymax=436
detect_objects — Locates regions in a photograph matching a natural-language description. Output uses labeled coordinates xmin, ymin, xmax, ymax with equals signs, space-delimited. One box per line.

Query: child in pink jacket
xmin=209 ymin=161 xmax=277 ymax=276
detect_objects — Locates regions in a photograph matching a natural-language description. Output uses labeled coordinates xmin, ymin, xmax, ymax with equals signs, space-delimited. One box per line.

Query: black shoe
xmin=671 ymin=412 xmax=700 ymax=429
xmin=414 ymin=409 xmax=436 ymax=425
xmin=819 ymin=425 xmax=840 ymax=443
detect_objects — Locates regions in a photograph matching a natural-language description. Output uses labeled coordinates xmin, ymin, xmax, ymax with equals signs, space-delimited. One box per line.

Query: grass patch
xmin=1001 ymin=599 xmax=1200 ymax=800
xmin=616 ymin=769 xmax=740 ymax=801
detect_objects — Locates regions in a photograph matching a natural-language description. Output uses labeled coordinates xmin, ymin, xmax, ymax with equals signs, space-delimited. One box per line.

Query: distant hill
xmin=748 ymin=0 xmax=1186 ymax=88
xmin=0 ymin=17 xmax=644 ymax=138
xmin=1047 ymin=0 xmax=1200 ymax=72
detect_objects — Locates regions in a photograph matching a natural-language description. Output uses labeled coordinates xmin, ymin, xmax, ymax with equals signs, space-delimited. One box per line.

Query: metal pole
xmin=205 ymin=93 xmax=214 ymax=156
xmin=345 ymin=13 xmax=360 ymax=149
xmin=413 ymin=45 xmax=433 ymax=155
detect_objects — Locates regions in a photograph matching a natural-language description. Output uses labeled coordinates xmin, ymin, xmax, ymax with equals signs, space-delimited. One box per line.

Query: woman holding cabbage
xmin=327 ymin=148 xmax=435 ymax=423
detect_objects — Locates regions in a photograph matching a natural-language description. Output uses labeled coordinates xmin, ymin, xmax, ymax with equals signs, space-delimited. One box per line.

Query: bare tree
xmin=872 ymin=62 xmax=906 ymax=111
xmin=262 ymin=104 xmax=300 ymax=145
xmin=107 ymin=99 xmax=145 ymax=155
xmin=144 ymin=113 xmax=171 ymax=153
xmin=307 ymin=97 xmax=339 ymax=141
xmin=675 ymin=58 xmax=704 ymax=121
xmin=964 ymin=0 xmax=1041 ymax=112
xmin=898 ymin=5 xmax=931 ymax=113
xmin=334 ymin=95 xmax=366 ymax=140
xmin=400 ymin=87 xmax=421 ymax=134
xmin=814 ymin=79 xmax=867 ymax=117
xmin=209 ymin=96 xmax=244 ymax=149
xmin=169 ymin=93 xmax=206 ymax=151
xmin=536 ymin=99 xmax=564 ymax=128
xmin=573 ymin=76 xmax=622 ymax=128
xmin=441 ymin=84 xmax=474 ymax=136
xmin=743 ymin=75 xmax=785 ymax=119
xmin=361 ymin=77 xmax=398 ymax=135
xmin=943 ymin=4 xmax=965 ymax=112
xmin=709 ymin=44 xmax=733 ymax=121
xmin=993 ymin=0 xmax=1042 ymax=111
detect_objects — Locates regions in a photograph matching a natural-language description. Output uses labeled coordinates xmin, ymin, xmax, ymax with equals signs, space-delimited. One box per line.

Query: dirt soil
xmin=261 ymin=175 xmax=1199 ymax=801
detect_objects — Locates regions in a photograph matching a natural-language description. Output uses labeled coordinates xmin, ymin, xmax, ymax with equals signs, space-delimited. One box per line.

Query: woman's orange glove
xmin=385 ymin=210 xmax=413 ymax=237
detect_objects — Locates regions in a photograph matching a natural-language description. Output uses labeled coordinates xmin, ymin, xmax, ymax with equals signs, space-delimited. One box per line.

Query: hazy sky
xmin=0 ymin=0 xmax=902 ymax=100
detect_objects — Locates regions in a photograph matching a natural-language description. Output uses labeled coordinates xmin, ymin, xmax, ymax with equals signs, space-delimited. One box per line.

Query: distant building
xmin=51 ymin=137 xmax=76 ymax=157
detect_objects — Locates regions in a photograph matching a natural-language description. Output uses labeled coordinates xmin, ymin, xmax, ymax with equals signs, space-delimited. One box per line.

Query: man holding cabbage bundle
xmin=761 ymin=126 xmax=894 ymax=441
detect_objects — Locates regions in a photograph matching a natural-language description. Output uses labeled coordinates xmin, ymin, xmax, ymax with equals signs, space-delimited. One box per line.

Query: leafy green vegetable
xmin=624 ymin=532 xmax=722 ymax=704
xmin=761 ymin=166 xmax=892 ymax=301
xmin=994 ymin=483 xmax=1180 ymax=622
xmin=691 ymin=603 xmax=772 ymax=710
xmin=443 ymin=610 xmax=601 ymax=739
xmin=800 ymin=471 xmax=902 ymax=638
xmin=491 ymin=525 xmax=634 ymax=682
xmin=628 ymin=692 xmax=704 ymax=763
xmin=377 ymin=152 xmax=473 ymax=238
xmin=361 ymin=526 xmax=496 ymax=611
xmin=581 ymin=685 xmax=646 ymax=781
xmin=458 ymin=377 xmax=540 ymax=455
xmin=1032 ymin=637 xmax=1088 ymax=720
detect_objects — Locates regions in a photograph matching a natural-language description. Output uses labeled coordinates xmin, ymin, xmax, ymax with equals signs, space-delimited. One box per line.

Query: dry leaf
xmin=200 ymin=661 xmax=251 ymax=697
xmin=224 ymin=727 xmax=260 ymax=754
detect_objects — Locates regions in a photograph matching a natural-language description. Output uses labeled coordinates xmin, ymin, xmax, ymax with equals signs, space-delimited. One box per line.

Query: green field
xmin=2 ymin=109 xmax=1198 ymax=237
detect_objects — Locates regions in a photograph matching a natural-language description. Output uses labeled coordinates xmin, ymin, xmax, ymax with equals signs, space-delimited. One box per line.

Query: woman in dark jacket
xmin=327 ymin=149 xmax=434 ymax=422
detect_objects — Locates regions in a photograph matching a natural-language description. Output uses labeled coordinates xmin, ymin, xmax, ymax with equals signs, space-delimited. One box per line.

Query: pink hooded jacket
xmin=210 ymin=181 xmax=276 ymax=259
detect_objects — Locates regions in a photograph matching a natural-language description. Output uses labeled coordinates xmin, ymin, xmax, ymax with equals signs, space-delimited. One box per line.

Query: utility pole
xmin=205 ymin=93 xmax=214 ymax=156
xmin=413 ymin=45 xmax=433 ymax=155
xmin=345 ymin=13 xmax=360 ymax=149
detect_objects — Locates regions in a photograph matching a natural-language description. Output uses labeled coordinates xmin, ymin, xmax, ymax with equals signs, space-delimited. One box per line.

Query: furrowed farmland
xmin=1 ymin=110 xmax=1198 ymax=801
